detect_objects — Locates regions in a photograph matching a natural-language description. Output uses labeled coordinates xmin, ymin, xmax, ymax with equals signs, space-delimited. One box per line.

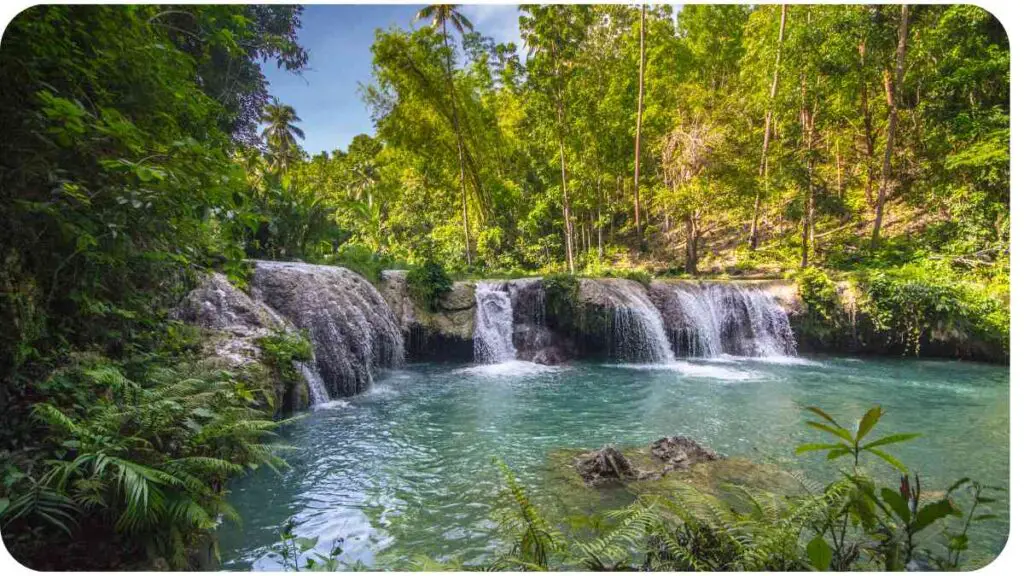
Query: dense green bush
xmin=321 ymin=243 xmax=405 ymax=283
xmin=0 ymin=357 xmax=294 ymax=569
xmin=407 ymin=260 xmax=454 ymax=312
xmin=858 ymin=265 xmax=1009 ymax=358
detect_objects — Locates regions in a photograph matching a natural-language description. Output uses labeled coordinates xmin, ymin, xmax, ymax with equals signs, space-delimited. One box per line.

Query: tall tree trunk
xmin=871 ymin=5 xmax=909 ymax=247
xmin=597 ymin=175 xmax=604 ymax=260
xmin=858 ymin=37 xmax=877 ymax=206
xmin=442 ymin=22 xmax=472 ymax=267
xmin=633 ymin=4 xmax=647 ymax=247
xmin=685 ymin=213 xmax=699 ymax=274
xmin=557 ymin=95 xmax=575 ymax=273
xmin=749 ymin=4 xmax=787 ymax=249
xmin=800 ymin=75 xmax=818 ymax=268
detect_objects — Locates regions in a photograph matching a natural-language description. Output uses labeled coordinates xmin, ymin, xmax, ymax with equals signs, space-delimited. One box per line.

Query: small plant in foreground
xmin=270 ymin=517 xmax=345 ymax=571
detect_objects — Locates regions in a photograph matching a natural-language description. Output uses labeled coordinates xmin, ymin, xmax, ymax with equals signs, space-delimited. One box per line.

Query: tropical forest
xmin=0 ymin=2 xmax=1010 ymax=572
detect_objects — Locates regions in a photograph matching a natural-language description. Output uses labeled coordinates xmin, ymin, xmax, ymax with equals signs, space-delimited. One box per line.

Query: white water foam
xmin=312 ymin=399 xmax=351 ymax=411
xmin=454 ymin=360 xmax=562 ymax=378
xmin=605 ymin=361 xmax=759 ymax=381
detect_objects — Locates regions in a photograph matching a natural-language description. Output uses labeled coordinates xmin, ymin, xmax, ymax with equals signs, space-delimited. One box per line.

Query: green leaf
xmin=295 ymin=536 xmax=319 ymax=552
xmin=806 ymin=421 xmax=853 ymax=443
xmin=795 ymin=443 xmax=846 ymax=455
xmin=826 ymin=448 xmax=850 ymax=460
xmin=865 ymin=448 xmax=908 ymax=473
xmin=862 ymin=433 xmax=920 ymax=450
xmin=805 ymin=406 xmax=843 ymax=428
xmin=944 ymin=477 xmax=972 ymax=494
xmin=0 ymin=497 xmax=9 ymax=516
xmin=912 ymin=499 xmax=958 ymax=532
xmin=807 ymin=535 xmax=833 ymax=571
xmin=855 ymin=405 xmax=883 ymax=443
xmin=880 ymin=488 xmax=911 ymax=524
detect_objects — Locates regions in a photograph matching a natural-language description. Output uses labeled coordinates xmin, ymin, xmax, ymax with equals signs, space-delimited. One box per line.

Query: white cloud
xmin=461 ymin=4 xmax=526 ymax=60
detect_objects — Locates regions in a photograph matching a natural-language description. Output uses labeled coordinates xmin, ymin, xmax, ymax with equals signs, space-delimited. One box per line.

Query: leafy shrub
xmin=859 ymin=265 xmax=1009 ymax=358
xmin=322 ymin=243 xmax=403 ymax=283
xmin=256 ymin=330 xmax=314 ymax=412
xmin=617 ymin=268 xmax=652 ymax=287
xmin=407 ymin=260 xmax=453 ymax=312
xmin=1 ymin=361 xmax=294 ymax=569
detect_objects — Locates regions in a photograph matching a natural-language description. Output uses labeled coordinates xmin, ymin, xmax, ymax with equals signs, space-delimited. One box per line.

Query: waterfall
xmin=587 ymin=279 xmax=674 ymax=363
xmin=473 ymin=282 xmax=516 ymax=363
xmin=299 ymin=360 xmax=330 ymax=405
xmin=653 ymin=282 xmax=797 ymax=358
xmin=251 ymin=261 xmax=404 ymax=397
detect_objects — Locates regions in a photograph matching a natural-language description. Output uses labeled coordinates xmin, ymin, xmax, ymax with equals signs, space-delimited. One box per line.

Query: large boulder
xmin=250 ymin=261 xmax=404 ymax=397
xmin=379 ymin=270 xmax=476 ymax=361
xmin=173 ymin=273 xmax=310 ymax=412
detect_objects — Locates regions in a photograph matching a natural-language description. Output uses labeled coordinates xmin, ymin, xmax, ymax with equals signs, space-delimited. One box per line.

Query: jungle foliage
xmin=0 ymin=4 xmax=308 ymax=569
xmin=0 ymin=2 xmax=1011 ymax=570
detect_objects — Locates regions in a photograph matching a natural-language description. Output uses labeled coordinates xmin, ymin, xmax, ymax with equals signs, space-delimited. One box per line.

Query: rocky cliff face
xmin=379 ymin=270 xmax=476 ymax=361
xmin=172 ymin=273 xmax=309 ymax=412
xmin=250 ymin=261 xmax=404 ymax=397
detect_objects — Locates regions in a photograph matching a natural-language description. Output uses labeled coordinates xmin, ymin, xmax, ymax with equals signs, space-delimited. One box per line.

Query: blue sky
xmin=261 ymin=4 xmax=524 ymax=155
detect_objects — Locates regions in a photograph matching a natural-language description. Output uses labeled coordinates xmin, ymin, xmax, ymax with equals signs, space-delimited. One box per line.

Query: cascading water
xmin=583 ymin=279 xmax=675 ymax=363
xmin=473 ymin=282 xmax=516 ymax=363
xmin=299 ymin=360 xmax=330 ymax=405
xmin=251 ymin=261 xmax=404 ymax=397
xmin=653 ymin=282 xmax=797 ymax=358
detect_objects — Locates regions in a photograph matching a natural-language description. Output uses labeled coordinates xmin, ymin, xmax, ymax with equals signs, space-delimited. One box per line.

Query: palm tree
xmin=416 ymin=4 xmax=474 ymax=267
xmin=261 ymin=98 xmax=305 ymax=173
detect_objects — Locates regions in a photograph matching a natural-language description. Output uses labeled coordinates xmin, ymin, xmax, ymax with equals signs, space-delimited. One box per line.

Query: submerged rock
xmin=650 ymin=436 xmax=720 ymax=472
xmin=574 ymin=445 xmax=641 ymax=486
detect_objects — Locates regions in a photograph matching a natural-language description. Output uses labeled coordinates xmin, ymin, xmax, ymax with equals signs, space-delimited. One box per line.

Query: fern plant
xmin=3 ymin=361 xmax=295 ymax=569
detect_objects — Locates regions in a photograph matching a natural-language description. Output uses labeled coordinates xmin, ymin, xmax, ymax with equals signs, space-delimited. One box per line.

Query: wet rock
xmin=574 ymin=445 xmax=640 ymax=486
xmin=379 ymin=270 xmax=476 ymax=361
xmin=173 ymin=273 xmax=309 ymax=412
xmin=651 ymin=436 xmax=719 ymax=472
xmin=530 ymin=346 xmax=568 ymax=366
xmin=251 ymin=261 xmax=404 ymax=397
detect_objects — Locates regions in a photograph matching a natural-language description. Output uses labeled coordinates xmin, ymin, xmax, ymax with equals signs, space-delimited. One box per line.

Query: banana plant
xmin=796 ymin=405 xmax=919 ymax=472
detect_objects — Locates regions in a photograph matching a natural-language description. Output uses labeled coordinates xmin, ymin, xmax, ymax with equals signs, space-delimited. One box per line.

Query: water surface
xmin=220 ymin=356 xmax=1008 ymax=570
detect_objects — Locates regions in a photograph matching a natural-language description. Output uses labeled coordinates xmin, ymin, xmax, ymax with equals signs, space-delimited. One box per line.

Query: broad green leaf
xmin=865 ymin=448 xmax=908 ymax=473
xmin=807 ymin=535 xmax=833 ymax=571
xmin=295 ymin=536 xmax=319 ymax=552
xmin=826 ymin=448 xmax=850 ymax=460
xmin=806 ymin=421 xmax=853 ymax=443
xmin=855 ymin=405 xmax=883 ymax=443
xmin=862 ymin=433 xmax=920 ymax=450
xmin=880 ymin=488 xmax=911 ymax=524
xmin=911 ymin=498 xmax=958 ymax=532
xmin=795 ymin=443 xmax=846 ymax=455
xmin=0 ymin=497 xmax=8 ymax=516
xmin=805 ymin=406 xmax=843 ymax=428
